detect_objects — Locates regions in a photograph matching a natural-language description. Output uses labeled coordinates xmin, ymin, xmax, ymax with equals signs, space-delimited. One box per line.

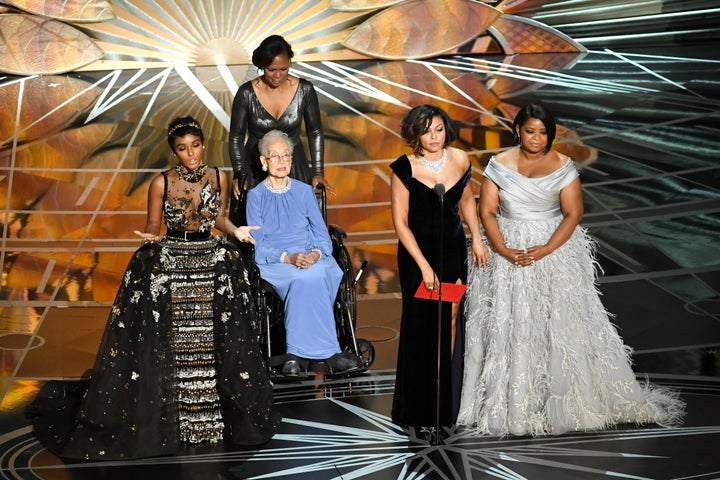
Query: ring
xmin=427 ymin=286 xmax=434 ymax=290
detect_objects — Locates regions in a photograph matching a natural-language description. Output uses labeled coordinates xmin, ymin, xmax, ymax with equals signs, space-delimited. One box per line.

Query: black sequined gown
xmin=27 ymin=166 xmax=280 ymax=460
xmin=389 ymin=155 xmax=471 ymax=428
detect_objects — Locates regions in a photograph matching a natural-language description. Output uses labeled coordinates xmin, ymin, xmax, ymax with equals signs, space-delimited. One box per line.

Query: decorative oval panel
xmin=0 ymin=14 xmax=104 ymax=75
xmin=6 ymin=0 xmax=114 ymax=22
xmin=329 ymin=0 xmax=404 ymax=11
xmin=342 ymin=0 xmax=501 ymax=59
xmin=0 ymin=75 xmax=102 ymax=144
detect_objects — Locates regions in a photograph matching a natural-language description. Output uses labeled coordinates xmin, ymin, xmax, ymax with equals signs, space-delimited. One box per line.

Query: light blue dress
xmin=247 ymin=178 xmax=343 ymax=360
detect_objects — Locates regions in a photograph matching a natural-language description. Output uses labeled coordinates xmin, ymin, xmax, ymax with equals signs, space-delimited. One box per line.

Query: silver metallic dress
xmin=457 ymin=157 xmax=684 ymax=436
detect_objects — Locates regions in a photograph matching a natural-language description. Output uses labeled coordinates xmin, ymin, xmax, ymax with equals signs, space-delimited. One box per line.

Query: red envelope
xmin=414 ymin=282 xmax=467 ymax=302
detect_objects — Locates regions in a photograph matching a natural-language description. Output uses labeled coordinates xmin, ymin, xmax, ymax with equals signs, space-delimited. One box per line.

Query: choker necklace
xmin=264 ymin=177 xmax=291 ymax=194
xmin=419 ymin=149 xmax=447 ymax=174
xmin=175 ymin=162 xmax=207 ymax=183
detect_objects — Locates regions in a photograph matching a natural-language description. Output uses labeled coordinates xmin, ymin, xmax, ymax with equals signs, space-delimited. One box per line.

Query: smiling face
xmin=172 ymin=133 xmax=204 ymax=170
xmin=517 ymin=117 xmax=549 ymax=154
xmin=419 ymin=115 xmax=447 ymax=157
xmin=262 ymin=52 xmax=291 ymax=89
xmin=261 ymin=137 xmax=293 ymax=179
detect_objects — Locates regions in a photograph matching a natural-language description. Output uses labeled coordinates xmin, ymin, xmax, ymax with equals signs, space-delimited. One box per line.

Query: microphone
xmin=434 ymin=183 xmax=445 ymax=201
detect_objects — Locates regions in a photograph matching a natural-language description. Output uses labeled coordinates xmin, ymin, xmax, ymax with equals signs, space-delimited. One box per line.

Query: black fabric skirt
xmin=27 ymin=236 xmax=280 ymax=460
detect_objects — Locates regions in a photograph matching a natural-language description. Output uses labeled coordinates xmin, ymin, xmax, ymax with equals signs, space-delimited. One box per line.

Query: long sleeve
xmin=229 ymin=84 xmax=251 ymax=179
xmin=246 ymin=188 xmax=285 ymax=264
xmin=302 ymin=82 xmax=324 ymax=179
xmin=303 ymin=187 xmax=332 ymax=256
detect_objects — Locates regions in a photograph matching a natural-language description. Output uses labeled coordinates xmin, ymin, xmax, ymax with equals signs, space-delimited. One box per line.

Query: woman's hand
xmin=471 ymin=237 xmax=490 ymax=269
xmin=285 ymin=251 xmax=320 ymax=269
xmin=421 ymin=266 xmax=439 ymax=292
xmin=134 ymin=230 xmax=160 ymax=245
xmin=312 ymin=175 xmax=335 ymax=195
xmin=523 ymin=245 xmax=551 ymax=263
xmin=501 ymin=245 xmax=547 ymax=267
xmin=233 ymin=225 xmax=260 ymax=244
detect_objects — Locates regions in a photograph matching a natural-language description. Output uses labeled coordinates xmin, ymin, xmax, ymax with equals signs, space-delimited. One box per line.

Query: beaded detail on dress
xmin=166 ymin=238 xmax=224 ymax=443
xmin=263 ymin=177 xmax=291 ymax=194
xmin=163 ymin=166 xmax=221 ymax=232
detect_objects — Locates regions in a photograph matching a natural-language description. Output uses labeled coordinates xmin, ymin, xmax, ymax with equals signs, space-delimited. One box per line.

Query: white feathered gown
xmin=457 ymin=157 xmax=684 ymax=436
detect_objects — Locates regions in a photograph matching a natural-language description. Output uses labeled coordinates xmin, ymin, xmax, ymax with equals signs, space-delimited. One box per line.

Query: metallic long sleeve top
xmin=228 ymin=78 xmax=324 ymax=188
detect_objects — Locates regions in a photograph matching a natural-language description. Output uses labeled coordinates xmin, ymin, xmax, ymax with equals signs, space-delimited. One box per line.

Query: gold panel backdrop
xmin=0 ymin=0 xmax=590 ymax=318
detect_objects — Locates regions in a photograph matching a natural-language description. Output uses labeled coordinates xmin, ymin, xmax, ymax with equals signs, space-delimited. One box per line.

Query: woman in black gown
xmin=229 ymin=34 xmax=331 ymax=197
xmin=27 ymin=116 xmax=280 ymax=460
xmin=390 ymin=105 xmax=488 ymax=433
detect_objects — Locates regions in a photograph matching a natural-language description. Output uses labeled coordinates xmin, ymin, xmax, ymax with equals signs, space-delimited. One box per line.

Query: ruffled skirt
xmin=457 ymin=215 xmax=684 ymax=436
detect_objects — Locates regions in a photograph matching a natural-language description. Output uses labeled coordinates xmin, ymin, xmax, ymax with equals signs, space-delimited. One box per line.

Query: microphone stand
xmin=432 ymin=183 xmax=445 ymax=445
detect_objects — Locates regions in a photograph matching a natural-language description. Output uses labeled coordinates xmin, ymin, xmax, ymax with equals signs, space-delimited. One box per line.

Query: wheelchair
xmin=243 ymin=184 xmax=375 ymax=379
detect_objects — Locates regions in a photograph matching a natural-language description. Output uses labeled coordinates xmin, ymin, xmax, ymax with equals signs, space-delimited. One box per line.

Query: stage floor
xmin=1 ymin=296 xmax=719 ymax=479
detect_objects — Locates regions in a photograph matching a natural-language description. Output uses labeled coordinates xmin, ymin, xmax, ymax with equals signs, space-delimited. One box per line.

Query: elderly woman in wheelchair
xmin=246 ymin=130 xmax=361 ymax=376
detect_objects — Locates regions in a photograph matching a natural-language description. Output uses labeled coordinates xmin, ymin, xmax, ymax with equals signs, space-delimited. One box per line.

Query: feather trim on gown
xmin=457 ymin=157 xmax=685 ymax=436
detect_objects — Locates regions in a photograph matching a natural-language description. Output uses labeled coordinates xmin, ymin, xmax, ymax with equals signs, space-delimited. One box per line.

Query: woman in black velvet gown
xmin=390 ymin=105 xmax=488 ymax=433
xmin=229 ymin=34 xmax=332 ymax=198
xmin=27 ymin=117 xmax=280 ymax=460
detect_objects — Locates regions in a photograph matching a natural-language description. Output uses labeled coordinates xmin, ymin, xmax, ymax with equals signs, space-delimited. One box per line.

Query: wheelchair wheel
xmin=355 ymin=338 xmax=375 ymax=368
xmin=332 ymin=237 xmax=357 ymax=325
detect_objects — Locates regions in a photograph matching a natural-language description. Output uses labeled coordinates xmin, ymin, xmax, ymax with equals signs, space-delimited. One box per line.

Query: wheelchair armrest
xmin=328 ymin=224 xmax=347 ymax=240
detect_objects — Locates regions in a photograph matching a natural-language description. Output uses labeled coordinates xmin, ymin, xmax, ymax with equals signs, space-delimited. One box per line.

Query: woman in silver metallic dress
xmin=457 ymin=104 xmax=684 ymax=436
xmin=27 ymin=116 xmax=280 ymax=459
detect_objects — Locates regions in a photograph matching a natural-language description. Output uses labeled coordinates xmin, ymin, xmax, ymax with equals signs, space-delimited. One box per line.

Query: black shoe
xmin=281 ymin=359 xmax=300 ymax=376
xmin=327 ymin=352 xmax=361 ymax=373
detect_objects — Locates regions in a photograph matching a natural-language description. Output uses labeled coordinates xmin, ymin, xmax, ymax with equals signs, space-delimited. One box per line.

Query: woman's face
xmin=517 ymin=117 xmax=548 ymax=154
xmin=419 ymin=115 xmax=446 ymax=155
xmin=262 ymin=52 xmax=291 ymax=88
xmin=172 ymin=134 xmax=204 ymax=170
xmin=262 ymin=138 xmax=292 ymax=178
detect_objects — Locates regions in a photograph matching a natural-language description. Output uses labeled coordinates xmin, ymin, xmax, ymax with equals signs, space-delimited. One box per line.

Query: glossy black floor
xmin=2 ymin=371 xmax=719 ymax=479
xmin=2 ymin=43 xmax=720 ymax=480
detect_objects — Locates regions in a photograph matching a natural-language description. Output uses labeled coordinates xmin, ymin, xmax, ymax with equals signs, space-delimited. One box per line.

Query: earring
xmin=261 ymin=163 xmax=268 ymax=172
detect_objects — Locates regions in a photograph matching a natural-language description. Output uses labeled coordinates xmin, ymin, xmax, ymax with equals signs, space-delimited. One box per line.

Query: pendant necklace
xmin=419 ymin=148 xmax=447 ymax=174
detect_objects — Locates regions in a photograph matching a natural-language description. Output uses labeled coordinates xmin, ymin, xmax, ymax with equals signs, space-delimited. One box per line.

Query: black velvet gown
xmin=27 ymin=166 xmax=280 ymax=460
xmin=390 ymin=155 xmax=471 ymax=428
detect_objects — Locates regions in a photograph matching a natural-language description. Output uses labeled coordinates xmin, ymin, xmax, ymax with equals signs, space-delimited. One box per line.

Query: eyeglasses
xmin=266 ymin=153 xmax=292 ymax=164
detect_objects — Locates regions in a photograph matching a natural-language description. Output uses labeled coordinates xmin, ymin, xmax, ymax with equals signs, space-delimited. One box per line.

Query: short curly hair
xmin=167 ymin=116 xmax=203 ymax=150
xmin=400 ymin=105 xmax=456 ymax=157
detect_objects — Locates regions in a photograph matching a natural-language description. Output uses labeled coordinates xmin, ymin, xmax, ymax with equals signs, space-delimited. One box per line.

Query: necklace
xmin=175 ymin=163 xmax=207 ymax=183
xmin=264 ymin=177 xmax=291 ymax=194
xmin=419 ymin=149 xmax=447 ymax=174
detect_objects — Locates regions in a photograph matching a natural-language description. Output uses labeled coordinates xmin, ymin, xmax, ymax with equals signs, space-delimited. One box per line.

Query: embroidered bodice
xmin=162 ymin=166 xmax=222 ymax=232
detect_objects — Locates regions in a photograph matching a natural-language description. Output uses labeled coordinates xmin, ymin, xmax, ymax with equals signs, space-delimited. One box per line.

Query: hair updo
xmin=252 ymin=35 xmax=294 ymax=69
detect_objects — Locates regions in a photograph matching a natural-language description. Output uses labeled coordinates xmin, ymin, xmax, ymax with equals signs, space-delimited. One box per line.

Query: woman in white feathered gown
xmin=457 ymin=104 xmax=684 ymax=436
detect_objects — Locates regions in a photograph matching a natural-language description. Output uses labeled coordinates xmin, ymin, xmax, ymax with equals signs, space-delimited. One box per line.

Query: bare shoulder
xmin=147 ymin=172 xmax=165 ymax=196
xmin=447 ymin=146 xmax=469 ymax=167
xmin=550 ymin=150 xmax=570 ymax=168
xmin=493 ymin=147 xmax=518 ymax=168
